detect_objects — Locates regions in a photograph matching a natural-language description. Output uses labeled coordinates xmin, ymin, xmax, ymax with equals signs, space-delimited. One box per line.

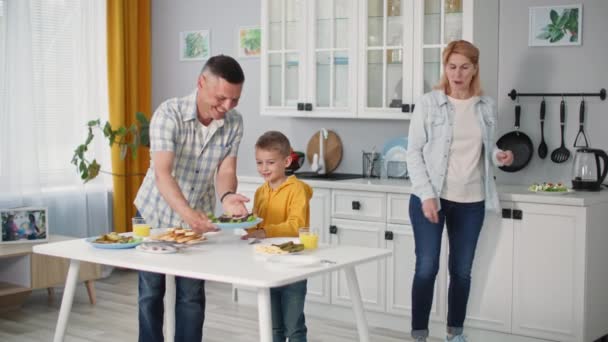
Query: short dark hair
xmin=255 ymin=131 xmax=291 ymax=157
xmin=201 ymin=55 xmax=245 ymax=84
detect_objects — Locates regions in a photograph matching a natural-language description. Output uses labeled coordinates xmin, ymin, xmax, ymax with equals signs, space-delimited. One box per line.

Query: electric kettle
xmin=571 ymin=148 xmax=608 ymax=191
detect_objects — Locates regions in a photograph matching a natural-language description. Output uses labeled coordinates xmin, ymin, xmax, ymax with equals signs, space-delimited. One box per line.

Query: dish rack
xmin=386 ymin=160 xmax=408 ymax=179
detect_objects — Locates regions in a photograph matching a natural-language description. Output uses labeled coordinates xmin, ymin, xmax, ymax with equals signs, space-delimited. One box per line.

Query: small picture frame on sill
xmin=1 ymin=207 xmax=48 ymax=244
xmin=179 ymin=30 xmax=211 ymax=61
xmin=529 ymin=4 xmax=582 ymax=47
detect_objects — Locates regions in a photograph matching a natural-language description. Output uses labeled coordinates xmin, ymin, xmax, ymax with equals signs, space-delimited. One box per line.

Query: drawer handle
xmin=385 ymin=231 xmax=394 ymax=240
xmin=513 ymin=209 xmax=523 ymax=220
xmin=502 ymin=208 xmax=512 ymax=219
xmin=351 ymin=201 xmax=361 ymax=210
xmin=329 ymin=225 xmax=338 ymax=234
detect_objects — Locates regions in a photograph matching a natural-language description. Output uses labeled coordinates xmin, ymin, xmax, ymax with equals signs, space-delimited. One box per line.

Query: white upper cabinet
xmin=261 ymin=0 xmax=472 ymax=119
xmin=261 ymin=0 xmax=358 ymax=118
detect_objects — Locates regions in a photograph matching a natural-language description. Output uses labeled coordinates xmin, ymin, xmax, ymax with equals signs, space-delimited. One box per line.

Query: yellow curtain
xmin=107 ymin=0 xmax=151 ymax=233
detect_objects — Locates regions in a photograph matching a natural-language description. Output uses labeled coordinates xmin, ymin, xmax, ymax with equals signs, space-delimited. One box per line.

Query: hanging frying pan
xmin=496 ymin=104 xmax=534 ymax=172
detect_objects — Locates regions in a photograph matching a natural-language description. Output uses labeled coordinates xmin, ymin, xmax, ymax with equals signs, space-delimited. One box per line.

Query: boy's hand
xmin=222 ymin=193 xmax=249 ymax=216
xmin=240 ymin=228 xmax=266 ymax=240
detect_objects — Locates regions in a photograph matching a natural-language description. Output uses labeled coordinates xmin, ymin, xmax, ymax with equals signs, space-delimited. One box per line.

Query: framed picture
xmin=179 ymin=30 xmax=210 ymax=61
xmin=237 ymin=26 xmax=261 ymax=58
xmin=529 ymin=4 xmax=582 ymax=47
xmin=1 ymin=207 xmax=48 ymax=243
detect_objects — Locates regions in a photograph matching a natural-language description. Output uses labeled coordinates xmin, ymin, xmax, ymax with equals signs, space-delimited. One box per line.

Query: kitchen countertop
xmin=238 ymin=175 xmax=608 ymax=207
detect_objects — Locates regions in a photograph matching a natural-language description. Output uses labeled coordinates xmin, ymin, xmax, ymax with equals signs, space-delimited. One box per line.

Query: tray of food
xmin=528 ymin=182 xmax=574 ymax=194
xmin=147 ymin=227 xmax=207 ymax=245
xmin=208 ymin=213 xmax=263 ymax=229
xmin=86 ymin=232 xmax=142 ymax=249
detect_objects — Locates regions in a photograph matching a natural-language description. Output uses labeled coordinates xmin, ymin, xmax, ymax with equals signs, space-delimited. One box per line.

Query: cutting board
xmin=306 ymin=130 xmax=343 ymax=173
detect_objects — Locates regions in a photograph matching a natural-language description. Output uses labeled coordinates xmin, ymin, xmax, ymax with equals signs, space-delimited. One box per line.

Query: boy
xmin=243 ymin=130 xmax=313 ymax=342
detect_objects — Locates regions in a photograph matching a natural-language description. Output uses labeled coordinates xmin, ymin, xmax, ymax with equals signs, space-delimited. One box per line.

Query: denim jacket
xmin=406 ymin=90 xmax=502 ymax=212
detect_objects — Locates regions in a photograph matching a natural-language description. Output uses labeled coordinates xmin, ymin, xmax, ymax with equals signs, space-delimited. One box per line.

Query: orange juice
xmin=133 ymin=223 xmax=151 ymax=237
xmin=299 ymin=228 xmax=319 ymax=250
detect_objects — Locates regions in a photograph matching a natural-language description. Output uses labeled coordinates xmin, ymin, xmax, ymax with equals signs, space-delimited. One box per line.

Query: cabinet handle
xmin=297 ymin=102 xmax=304 ymax=111
xmin=385 ymin=231 xmax=394 ymax=240
xmin=329 ymin=225 xmax=338 ymax=234
xmin=513 ymin=209 xmax=523 ymax=220
xmin=351 ymin=201 xmax=361 ymax=210
xmin=411 ymin=104 xmax=415 ymax=112
xmin=305 ymin=103 xmax=313 ymax=111
xmin=401 ymin=104 xmax=410 ymax=113
xmin=502 ymin=208 xmax=512 ymax=219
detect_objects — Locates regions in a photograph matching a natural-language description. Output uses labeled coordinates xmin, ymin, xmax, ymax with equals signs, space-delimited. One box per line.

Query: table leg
xmin=257 ymin=287 xmax=272 ymax=342
xmin=344 ymin=266 xmax=370 ymax=342
xmin=53 ymin=259 xmax=80 ymax=342
xmin=164 ymin=275 xmax=176 ymax=342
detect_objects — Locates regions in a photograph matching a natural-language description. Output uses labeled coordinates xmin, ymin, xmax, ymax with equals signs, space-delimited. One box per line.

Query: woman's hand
xmin=497 ymin=150 xmax=514 ymax=166
xmin=422 ymin=198 xmax=439 ymax=223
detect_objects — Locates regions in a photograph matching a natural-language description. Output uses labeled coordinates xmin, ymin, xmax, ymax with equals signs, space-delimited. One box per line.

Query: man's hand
xmin=422 ymin=198 xmax=439 ymax=224
xmin=497 ymin=150 xmax=514 ymax=167
xmin=240 ymin=228 xmax=266 ymax=240
xmin=182 ymin=209 xmax=219 ymax=234
xmin=222 ymin=193 xmax=250 ymax=216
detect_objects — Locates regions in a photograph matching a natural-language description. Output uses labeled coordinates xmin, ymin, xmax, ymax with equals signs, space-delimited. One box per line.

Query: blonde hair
xmin=434 ymin=40 xmax=483 ymax=96
xmin=255 ymin=131 xmax=291 ymax=157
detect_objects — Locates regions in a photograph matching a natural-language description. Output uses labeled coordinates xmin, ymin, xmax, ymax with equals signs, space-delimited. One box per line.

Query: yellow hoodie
xmin=252 ymin=175 xmax=313 ymax=238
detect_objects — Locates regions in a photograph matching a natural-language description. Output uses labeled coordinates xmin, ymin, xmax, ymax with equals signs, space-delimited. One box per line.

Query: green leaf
xmin=570 ymin=35 xmax=577 ymax=42
xmin=549 ymin=30 xmax=565 ymax=43
xmin=116 ymin=126 xmax=128 ymax=136
xmin=109 ymin=133 xmax=116 ymax=146
xmin=550 ymin=10 xmax=558 ymax=24
xmin=536 ymin=32 xmax=552 ymax=40
xmin=103 ymin=122 xmax=112 ymax=137
xmin=87 ymin=161 xmax=100 ymax=180
xmin=87 ymin=119 xmax=100 ymax=127
xmin=556 ymin=9 xmax=569 ymax=28
xmin=129 ymin=143 xmax=138 ymax=159
xmin=120 ymin=144 xmax=128 ymax=160
xmin=85 ymin=127 xmax=94 ymax=145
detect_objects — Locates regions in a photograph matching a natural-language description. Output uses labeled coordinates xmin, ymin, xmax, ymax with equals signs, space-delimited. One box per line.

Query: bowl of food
xmin=287 ymin=150 xmax=305 ymax=173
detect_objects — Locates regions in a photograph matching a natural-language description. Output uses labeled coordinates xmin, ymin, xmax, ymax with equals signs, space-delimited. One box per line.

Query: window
xmin=0 ymin=0 xmax=109 ymax=190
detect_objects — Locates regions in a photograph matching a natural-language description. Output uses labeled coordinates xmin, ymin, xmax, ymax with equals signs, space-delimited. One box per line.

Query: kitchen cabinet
xmin=260 ymin=0 xmax=472 ymax=119
xmin=307 ymin=188 xmax=331 ymax=303
xmin=260 ymin=0 xmax=358 ymax=118
xmin=236 ymin=177 xmax=608 ymax=342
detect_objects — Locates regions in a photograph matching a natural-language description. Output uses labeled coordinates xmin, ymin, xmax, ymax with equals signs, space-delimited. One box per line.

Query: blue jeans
xmin=138 ymin=271 xmax=206 ymax=342
xmin=270 ymin=280 xmax=308 ymax=342
xmin=409 ymin=195 xmax=485 ymax=338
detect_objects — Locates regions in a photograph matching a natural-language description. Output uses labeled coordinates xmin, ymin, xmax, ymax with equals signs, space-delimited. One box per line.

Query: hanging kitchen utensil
xmin=537 ymin=99 xmax=548 ymax=159
xmin=306 ymin=130 xmax=343 ymax=174
xmin=573 ymin=98 xmax=589 ymax=148
xmin=496 ymin=104 xmax=534 ymax=172
xmin=550 ymin=99 xmax=571 ymax=163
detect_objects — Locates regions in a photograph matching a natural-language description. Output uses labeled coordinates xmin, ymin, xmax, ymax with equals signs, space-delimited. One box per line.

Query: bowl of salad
xmin=528 ymin=182 xmax=573 ymax=194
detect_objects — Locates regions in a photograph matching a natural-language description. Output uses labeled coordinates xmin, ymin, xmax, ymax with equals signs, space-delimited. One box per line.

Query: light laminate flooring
xmin=0 ymin=269 xmax=438 ymax=341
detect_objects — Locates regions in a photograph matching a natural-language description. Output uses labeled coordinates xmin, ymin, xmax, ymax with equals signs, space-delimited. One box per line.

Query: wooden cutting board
xmin=306 ymin=130 xmax=343 ymax=173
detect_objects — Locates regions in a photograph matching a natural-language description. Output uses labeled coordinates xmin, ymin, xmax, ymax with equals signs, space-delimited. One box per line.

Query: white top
xmin=33 ymin=234 xmax=391 ymax=288
xmin=441 ymin=96 xmax=484 ymax=202
xmin=199 ymin=118 xmax=223 ymax=147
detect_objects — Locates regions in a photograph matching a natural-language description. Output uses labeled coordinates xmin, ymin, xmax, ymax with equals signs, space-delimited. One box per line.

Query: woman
xmin=406 ymin=40 xmax=513 ymax=342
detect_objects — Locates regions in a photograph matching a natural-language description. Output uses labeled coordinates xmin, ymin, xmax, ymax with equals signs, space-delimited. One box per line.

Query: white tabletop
xmin=33 ymin=234 xmax=392 ymax=288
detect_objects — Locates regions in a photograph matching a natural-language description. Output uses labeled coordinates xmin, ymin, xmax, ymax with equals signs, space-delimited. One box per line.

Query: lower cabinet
xmin=329 ymin=218 xmax=386 ymax=312
xmin=306 ymin=188 xmax=331 ymax=304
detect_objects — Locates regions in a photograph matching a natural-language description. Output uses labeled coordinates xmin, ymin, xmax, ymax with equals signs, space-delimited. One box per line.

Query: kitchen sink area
xmin=293 ymin=172 xmax=364 ymax=181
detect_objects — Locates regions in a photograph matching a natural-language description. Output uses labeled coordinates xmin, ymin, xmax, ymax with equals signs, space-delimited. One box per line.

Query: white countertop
xmin=238 ymin=175 xmax=608 ymax=207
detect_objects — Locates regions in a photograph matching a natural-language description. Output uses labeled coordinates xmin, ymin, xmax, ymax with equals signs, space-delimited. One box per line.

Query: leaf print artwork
xmin=180 ymin=30 xmax=210 ymax=61
xmin=529 ymin=5 xmax=582 ymax=47
xmin=536 ymin=8 xmax=578 ymax=43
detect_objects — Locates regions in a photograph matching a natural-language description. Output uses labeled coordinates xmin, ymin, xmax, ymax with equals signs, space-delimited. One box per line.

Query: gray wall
xmin=496 ymin=0 xmax=608 ymax=185
xmin=152 ymin=0 xmax=607 ymax=185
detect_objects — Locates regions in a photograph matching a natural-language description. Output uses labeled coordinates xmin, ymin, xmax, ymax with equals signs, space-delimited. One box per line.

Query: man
xmin=134 ymin=55 xmax=249 ymax=342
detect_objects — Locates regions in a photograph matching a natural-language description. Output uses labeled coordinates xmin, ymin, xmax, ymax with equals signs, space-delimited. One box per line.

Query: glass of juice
xmin=299 ymin=227 xmax=319 ymax=250
xmin=132 ymin=217 xmax=151 ymax=237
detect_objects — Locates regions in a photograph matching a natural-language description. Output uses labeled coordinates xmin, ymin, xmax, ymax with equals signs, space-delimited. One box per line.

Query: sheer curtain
xmin=0 ymin=0 xmax=112 ymax=237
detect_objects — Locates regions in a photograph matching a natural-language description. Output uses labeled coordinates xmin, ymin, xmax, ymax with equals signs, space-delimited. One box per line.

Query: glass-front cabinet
xmin=261 ymin=0 xmax=472 ymax=119
xmin=261 ymin=0 xmax=358 ymax=117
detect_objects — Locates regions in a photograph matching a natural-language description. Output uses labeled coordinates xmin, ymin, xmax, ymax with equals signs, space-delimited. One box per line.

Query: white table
xmin=33 ymin=235 xmax=391 ymax=342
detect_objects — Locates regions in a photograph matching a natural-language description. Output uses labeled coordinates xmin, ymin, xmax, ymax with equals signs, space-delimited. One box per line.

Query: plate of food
xmin=86 ymin=232 xmax=142 ymax=249
xmin=136 ymin=242 xmax=178 ymax=254
xmin=528 ymin=182 xmax=574 ymax=195
xmin=208 ymin=213 xmax=263 ymax=230
xmin=254 ymin=240 xmax=305 ymax=255
xmin=147 ymin=227 xmax=207 ymax=245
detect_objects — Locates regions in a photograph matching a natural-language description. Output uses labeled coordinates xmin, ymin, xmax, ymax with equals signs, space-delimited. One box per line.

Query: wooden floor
xmin=0 ymin=269 xmax=439 ymax=342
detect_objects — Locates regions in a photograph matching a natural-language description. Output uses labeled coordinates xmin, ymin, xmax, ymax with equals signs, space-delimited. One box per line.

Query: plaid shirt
xmin=134 ymin=90 xmax=243 ymax=228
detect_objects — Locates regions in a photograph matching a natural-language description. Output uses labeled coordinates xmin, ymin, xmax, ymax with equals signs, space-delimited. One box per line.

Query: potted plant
xmin=71 ymin=112 xmax=150 ymax=182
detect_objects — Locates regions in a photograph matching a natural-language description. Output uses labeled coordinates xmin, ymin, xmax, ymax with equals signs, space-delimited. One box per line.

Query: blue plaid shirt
xmin=134 ymin=90 xmax=243 ymax=228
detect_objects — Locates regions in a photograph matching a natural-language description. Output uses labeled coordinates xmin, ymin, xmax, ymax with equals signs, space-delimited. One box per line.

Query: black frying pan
xmin=496 ymin=104 xmax=533 ymax=172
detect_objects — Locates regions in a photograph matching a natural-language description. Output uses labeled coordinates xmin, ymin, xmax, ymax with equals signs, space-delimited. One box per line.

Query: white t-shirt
xmin=441 ymin=96 xmax=484 ymax=202
xmin=199 ymin=118 xmax=224 ymax=147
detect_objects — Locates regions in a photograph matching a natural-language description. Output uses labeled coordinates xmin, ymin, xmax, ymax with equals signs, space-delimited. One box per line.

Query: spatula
xmin=551 ymin=100 xmax=570 ymax=163
xmin=538 ymin=100 xmax=548 ymax=159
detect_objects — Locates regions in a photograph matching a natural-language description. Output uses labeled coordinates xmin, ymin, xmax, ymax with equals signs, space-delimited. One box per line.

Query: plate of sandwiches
xmin=147 ymin=227 xmax=207 ymax=245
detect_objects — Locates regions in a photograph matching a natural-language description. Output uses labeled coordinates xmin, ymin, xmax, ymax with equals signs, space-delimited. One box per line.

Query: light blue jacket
xmin=406 ymin=90 xmax=502 ymax=212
